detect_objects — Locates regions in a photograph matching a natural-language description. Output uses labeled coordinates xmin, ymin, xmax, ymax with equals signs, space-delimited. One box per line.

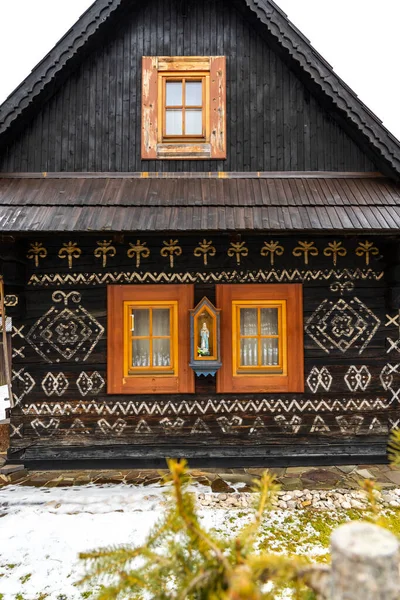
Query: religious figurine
xmin=199 ymin=321 xmax=210 ymax=355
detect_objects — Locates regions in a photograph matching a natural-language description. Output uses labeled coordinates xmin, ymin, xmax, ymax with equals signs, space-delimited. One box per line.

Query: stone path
xmin=2 ymin=456 xmax=400 ymax=510
xmin=1 ymin=459 xmax=399 ymax=490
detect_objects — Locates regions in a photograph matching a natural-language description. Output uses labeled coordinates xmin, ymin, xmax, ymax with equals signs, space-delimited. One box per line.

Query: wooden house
xmin=0 ymin=0 xmax=400 ymax=466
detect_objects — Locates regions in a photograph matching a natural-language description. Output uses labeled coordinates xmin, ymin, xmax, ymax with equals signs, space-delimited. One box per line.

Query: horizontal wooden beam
xmin=0 ymin=171 xmax=385 ymax=180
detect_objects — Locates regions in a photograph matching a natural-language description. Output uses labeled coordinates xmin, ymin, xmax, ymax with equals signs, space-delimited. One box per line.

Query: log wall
xmin=4 ymin=232 xmax=400 ymax=463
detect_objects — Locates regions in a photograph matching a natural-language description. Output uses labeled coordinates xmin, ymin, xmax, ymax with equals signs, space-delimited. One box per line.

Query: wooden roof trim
xmin=246 ymin=0 xmax=400 ymax=176
xmin=0 ymin=171 xmax=385 ymax=180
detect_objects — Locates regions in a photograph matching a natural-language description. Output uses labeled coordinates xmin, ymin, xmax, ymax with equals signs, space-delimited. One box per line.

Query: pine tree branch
xmin=178 ymin=570 xmax=211 ymax=600
xmin=170 ymin=459 xmax=232 ymax=574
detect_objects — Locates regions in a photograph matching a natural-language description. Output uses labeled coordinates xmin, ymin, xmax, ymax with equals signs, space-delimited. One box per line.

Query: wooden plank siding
xmin=5 ymin=232 xmax=399 ymax=463
xmin=0 ymin=0 xmax=376 ymax=174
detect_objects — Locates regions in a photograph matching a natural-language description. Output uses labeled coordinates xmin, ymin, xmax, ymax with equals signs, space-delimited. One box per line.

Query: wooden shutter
xmin=141 ymin=57 xmax=158 ymax=159
xmin=216 ymin=284 xmax=304 ymax=393
xmin=107 ymin=284 xmax=195 ymax=394
xmin=210 ymin=56 xmax=227 ymax=159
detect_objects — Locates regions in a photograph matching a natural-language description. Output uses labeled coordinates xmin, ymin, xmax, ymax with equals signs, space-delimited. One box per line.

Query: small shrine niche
xmin=189 ymin=297 xmax=222 ymax=377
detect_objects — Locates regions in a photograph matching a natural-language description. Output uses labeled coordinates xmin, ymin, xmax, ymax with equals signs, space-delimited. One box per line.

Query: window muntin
xmin=164 ymin=78 xmax=205 ymax=138
xmin=124 ymin=301 xmax=178 ymax=377
xmin=232 ymin=301 xmax=287 ymax=376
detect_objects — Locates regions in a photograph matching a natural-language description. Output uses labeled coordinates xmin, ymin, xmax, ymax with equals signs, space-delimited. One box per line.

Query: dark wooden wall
xmin=5 ymin=232 xmax=400 ymax=463
xmin=0 ymin=0 xmax=376 ymax=174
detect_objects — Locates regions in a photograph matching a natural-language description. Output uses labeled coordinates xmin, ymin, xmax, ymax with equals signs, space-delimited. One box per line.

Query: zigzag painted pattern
xmin=21 ymin=397 xmax=389 ymax=417
xmin=28 ymin=268 xmax=384 ymax=287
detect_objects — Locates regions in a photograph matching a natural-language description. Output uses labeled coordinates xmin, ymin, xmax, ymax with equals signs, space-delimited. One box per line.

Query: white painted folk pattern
xmin=306 ymin=297 xmax=380 ymax=354
xmin=336 ymin=415 xmax=364 ymax=434
xmin=41 ymin=372 xmax=69 ymax=397
xmin=21 ymin=396 xmax=390 ymax=418
xmin=307 ymin=366 xmax=332 ymax=393
xmin=216 ymin=416 xmax=243 ymax=434
xmin=31 ymin=418 xmax=60 ymax=436
xmin=380 ymin=364 xmax=400 ymax=405
xmin=76 ymin=372 xmax=105 ymax=396
xmin=25 ymin=293 xmax=104 ymax=364
xmin=97 ymin=418 xmax=127 ymax=436
xmin=344 ymin=366 xmax=371 ymax=392
xmin=28 ymin=268 xmax=385 ymax=287
xmin=12 ymin=368 xmax=35 ymax=405
xmin=310 ymin=416 xmax=330 ymax=433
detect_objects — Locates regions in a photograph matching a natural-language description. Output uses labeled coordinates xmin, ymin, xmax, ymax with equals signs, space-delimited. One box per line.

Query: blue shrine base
xmin=189 ymin=361 xmax=222 ymax=378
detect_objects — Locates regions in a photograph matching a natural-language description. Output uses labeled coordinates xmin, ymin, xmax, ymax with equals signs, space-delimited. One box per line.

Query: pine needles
xmin=78 ymin=459 xmax=310 ymax=599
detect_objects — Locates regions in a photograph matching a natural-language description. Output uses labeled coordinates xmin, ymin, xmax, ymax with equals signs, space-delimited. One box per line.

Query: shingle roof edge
xmin=246 ymin=0 xmax=400 ymax=176
xmin=0 ymin=0 xmax=123 ymax=134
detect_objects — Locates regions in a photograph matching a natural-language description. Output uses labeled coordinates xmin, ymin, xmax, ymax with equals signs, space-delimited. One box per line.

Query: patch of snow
xmin=0 ymin=483 xmax=328 ymax=599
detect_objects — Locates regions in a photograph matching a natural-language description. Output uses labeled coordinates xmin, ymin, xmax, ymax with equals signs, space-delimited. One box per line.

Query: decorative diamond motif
xmin=307 ymin=366 xmax=332 ymax=393
xmin=76 ymin=371 xmax=105 ymax=396
xmin=344 ymin=366 xmax=371 ymax=392
xmin=26 ymin=303 xmax=104 ymax=364
xmin=12 ymin=368 xmax=35 ymax=404
xmin=306 ymin=297 xmax=380 ymax=354
xmin=42 ymin=372 xmax=69 ymax=397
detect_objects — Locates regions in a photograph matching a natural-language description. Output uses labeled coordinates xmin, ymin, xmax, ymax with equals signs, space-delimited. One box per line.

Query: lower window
xmin=108 ymin=285 xmax=194 ymax=394
xmin=233 ymin=301 xmax=287 ymax=376
xmin=216 ymin=284 xmax=304 ymax=393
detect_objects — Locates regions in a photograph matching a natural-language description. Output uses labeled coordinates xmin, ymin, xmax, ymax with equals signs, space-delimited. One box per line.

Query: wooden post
xmin=329 ymin=522 xmax=400 ymax=599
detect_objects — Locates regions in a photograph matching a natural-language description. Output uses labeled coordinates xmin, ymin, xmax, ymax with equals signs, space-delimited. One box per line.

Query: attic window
xmin=163 ymin=77 xmax=205 ymax=140
xmin=141 ymin=56 xmax=226 ymax=160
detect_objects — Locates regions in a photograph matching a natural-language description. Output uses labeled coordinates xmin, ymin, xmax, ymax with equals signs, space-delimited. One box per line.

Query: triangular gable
xmin=0 ymin=0 xmax=399 ymax=177
xmin=245 ymin=0 xmax=400 ymax=175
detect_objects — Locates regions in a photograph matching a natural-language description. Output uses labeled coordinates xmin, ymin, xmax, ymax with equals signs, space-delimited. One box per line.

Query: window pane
xmin=185 ymin=110 xmax=203 ymax=135
xmin=166 ymin=110 xmax=183 ymax=135
xmin=131 ymin=309 xmax=149 ymax=336
xmin=153 ymin=338 xmax=171 ymax=367
xmin=132 ymin=339 xmax=150 ymax=367
xmin=261 ymin=338 xmax=279 ymax=366
xmin=261 ymin=308 xmax=279 ymax=335
xmin=185 ymin=81 xmax=202 ymax=106
xmin=240 ymin=338 xmax=258 ymax=366
xmin=240 ymin=308 xmax=257 ymax=336
xmin=153 ymin=309 xmax=170 ymax=336
xmin=166 ymin=81 xmax=182 ymax=106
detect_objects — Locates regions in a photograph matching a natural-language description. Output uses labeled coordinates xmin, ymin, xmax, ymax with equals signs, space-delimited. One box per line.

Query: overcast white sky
xmin=0 ymin=0 xmax=399 ymax=141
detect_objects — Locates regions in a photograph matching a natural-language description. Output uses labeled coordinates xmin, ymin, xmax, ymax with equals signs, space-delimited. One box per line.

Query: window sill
xmin=156 ymin=142 xmax=212 ymax=159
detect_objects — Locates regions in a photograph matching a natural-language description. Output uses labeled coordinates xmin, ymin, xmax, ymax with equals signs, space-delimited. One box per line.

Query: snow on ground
xmin=0 ymin=482 xmax=333 ymax=599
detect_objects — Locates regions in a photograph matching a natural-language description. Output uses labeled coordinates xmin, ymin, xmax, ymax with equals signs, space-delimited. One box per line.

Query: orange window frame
xmin=232 ymin=301 xmax=287 ymax=375
xmin=124 ymin=301 xmax=178 ymax=376
xmin=108 ymin=285 xmax=194 ymax=395
xmin=216 ymin=284 xmax=304 ymax=394
xmin=141 ymin=56 xmax=226 ymax=160
xmin=161 ymin=75 xmax=208 ymax=142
